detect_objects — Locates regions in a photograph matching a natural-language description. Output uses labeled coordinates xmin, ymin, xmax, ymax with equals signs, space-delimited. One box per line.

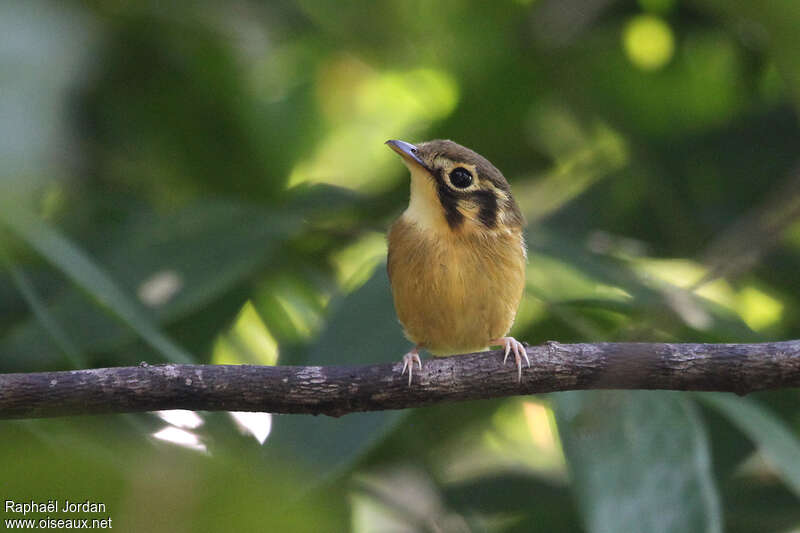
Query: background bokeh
xmin=2 ymin=1 xmax=800 ymax=531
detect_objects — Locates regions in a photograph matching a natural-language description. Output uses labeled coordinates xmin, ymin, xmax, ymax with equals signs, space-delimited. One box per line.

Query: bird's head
xmin=386 ymin=139 xmax=524 ymax=235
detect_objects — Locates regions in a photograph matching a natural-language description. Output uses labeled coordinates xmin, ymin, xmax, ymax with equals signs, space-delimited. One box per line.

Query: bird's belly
xmin=389 ymin=231 xmax=525 ymax=355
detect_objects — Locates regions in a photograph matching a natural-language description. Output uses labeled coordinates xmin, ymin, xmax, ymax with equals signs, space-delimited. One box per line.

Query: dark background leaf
xmin=554 ymin=391 xmax=723 ymax=533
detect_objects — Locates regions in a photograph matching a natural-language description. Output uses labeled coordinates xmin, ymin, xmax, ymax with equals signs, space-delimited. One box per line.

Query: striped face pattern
xmin=388 ymin=139 xmax=524 ymax=235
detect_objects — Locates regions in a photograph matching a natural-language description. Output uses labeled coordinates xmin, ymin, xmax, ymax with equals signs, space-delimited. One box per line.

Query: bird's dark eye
xmin=449 ymin=167 xmax=473 ymax=188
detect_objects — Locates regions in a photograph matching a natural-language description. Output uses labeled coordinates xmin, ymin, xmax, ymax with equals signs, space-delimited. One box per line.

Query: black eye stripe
xmin=433 ymin=168 xmax=463 ymax=229
xmin=474 ymin=190 xmax=498 ymax=229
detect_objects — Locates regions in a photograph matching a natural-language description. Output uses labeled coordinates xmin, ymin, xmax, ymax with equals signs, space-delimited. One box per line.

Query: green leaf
xmin=444 ymin=473 xmax=583 ymax=533
xmin=697 ymin=393 xmax=800 ymax=499
xmin=721 ymin=478 xmax=800 ymax=533
xmin=693 ymin=0 xmax=800 ymax=110
xmin=0 ymin=202 xmax=193 ymax=364
xmin=528 ymin=227 xmax=759 ymax=342
xmin=553 ymin=391 xmax=722 ymax=533
xmin=0 ymin=200 xmax=294 ymax=369
xmin=0 ymin=244 xmax=85 ymax=367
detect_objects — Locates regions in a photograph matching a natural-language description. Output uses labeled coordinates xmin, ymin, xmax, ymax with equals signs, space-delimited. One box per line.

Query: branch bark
xmin=2 ymin=340 xmax=800 ymax=419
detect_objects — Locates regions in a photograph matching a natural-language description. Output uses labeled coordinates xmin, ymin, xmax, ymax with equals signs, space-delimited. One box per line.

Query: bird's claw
xmin=400 ymin=351 xmax=422 ymax=387
xmin=495 ymin=337 xmax=529 ymax=382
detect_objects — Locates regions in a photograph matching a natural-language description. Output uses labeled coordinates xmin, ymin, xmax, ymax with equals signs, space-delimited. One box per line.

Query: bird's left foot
xmin=400 ymin=347 xmax=422 ymax=387
xmin=491 ymin=337 xmax=530 ymax=382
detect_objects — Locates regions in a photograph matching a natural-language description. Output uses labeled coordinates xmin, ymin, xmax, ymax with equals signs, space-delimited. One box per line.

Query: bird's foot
xmin=400 ymin=347 xmax=422 ymax=387
xmin=491 ymin=337 xmax=530 ymax=382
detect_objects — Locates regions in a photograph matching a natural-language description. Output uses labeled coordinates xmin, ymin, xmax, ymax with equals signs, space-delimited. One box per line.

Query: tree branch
xmin=2 ymin=340 xmax=799 ymax=419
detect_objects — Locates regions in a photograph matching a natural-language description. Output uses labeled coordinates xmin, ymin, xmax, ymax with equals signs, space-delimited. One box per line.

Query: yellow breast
xmin=387 ymin=216 xmax=526 ymax=355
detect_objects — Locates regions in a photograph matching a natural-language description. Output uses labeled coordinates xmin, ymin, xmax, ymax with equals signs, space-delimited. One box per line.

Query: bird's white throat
xmin=403 ymin=165 xmax=447 ymax=232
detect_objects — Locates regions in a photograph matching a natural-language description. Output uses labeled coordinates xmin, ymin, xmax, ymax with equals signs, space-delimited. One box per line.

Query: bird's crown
xmin=387 ymin=139 xmax=524 ymax=234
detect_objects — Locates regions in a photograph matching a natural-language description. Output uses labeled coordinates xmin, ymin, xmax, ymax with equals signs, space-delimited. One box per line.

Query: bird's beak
xmin=386 ymin=140 xmax=430 ymax=172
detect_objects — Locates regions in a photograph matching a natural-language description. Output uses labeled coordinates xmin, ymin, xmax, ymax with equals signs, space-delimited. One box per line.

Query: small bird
xmin=386 ymin=139 xmax=528 ymax=385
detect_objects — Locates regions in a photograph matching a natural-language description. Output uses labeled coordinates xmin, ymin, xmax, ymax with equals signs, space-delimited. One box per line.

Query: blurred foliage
xmin=1 ymin=0 xmax=800 ymax=531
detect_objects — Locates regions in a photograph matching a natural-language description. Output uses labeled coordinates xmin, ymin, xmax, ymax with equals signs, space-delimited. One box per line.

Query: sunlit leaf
xmin=528 ymin=227 xmax=760 ymax=342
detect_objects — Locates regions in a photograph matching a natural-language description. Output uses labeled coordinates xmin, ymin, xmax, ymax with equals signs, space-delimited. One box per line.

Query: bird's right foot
xmin=491 ymin=337 xmax=530 ymax=382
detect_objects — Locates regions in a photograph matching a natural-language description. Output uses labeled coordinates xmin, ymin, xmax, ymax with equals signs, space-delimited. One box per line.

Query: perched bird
xmin=386 ymin=139 xmax=528 ymax=385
